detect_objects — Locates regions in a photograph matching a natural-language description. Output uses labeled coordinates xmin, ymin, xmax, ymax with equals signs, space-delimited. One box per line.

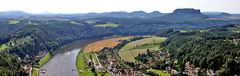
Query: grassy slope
xmin=146 ymin=69 xmax=171 ymax=76
xmin=86 ymin=20 xmax=97 ymax=24
xmin=0 ymin=44 xmax=8 ymax=51
xmin=70 ymin=21 xmax=83 ymax=25
xmin=28 ymin=21 xmax=39 ymax=25
xmin=76 ymin=51 xmax=86 ymax=71
xmin=38 ymin=52 xmax=52 ymax=67
xmin=32 ymin=68 xmax=39 ymax=76
xmin=79 ymin=71 xmax=95 ymax=76
xmin=76 ymin=51 xmax=95 ymax=76
xmin=118 ymin=36 xmax=166 ymax=62
xmin=8 ymin=20 xmax=20 ymax=24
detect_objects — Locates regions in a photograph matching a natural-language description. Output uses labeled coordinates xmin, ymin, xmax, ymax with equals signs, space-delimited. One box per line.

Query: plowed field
xmin=84 ymin=37 xmax=132 ymax=52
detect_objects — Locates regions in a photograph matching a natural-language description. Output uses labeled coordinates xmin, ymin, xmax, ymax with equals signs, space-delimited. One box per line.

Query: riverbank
xmin=35 ymin=35 xmax=139 ymax=76
xmin=35 ymin=38 xmax=103 ymax=76
xmin=38 ymin=52 xmax=53 ymax=67
xmin=39 ymin=49 xmax=80 ymax=76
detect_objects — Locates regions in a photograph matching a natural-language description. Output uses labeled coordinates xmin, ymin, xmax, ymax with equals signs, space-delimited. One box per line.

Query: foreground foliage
xmin=0 ymin=54 xmax=21 ymax=76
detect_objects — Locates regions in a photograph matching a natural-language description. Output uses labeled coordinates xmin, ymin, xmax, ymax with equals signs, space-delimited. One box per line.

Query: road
xmin=40 ymin=49 xmax=80 ymax=76
xmin=95 ymin=53 xmax=114 ymax=75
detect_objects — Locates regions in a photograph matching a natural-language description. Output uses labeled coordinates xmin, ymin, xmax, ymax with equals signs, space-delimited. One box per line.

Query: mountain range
xmin=0 ymin=8 xmax=239 ymax=19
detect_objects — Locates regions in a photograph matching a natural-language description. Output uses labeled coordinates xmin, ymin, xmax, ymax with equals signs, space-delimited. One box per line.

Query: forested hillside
xmin=161 ymin=24 xmax=240 ymax=75
xmin=1 ymin=17 xmax=239 ymax=58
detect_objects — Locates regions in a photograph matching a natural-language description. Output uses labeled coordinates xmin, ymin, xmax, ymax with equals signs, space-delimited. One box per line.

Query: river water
xmin=39 ymin=48 xmax=80 ymax=76
xmin=39 ymin=39 xmax=100 ymax=76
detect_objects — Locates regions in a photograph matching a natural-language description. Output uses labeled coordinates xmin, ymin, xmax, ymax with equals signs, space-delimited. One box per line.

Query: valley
xmin=0 ymin=8 xmax=240 ymax=76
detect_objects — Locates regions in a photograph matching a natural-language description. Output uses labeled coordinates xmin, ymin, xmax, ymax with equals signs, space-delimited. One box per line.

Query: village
xmin=76 ymin=36 xmax=216 ymax=76
xmin=76 ymin=36 xmax=175 ymax=76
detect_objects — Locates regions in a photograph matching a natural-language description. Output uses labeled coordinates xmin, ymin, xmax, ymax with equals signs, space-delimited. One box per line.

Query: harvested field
xmin=84 ymin=37 xmax=132 ymax=52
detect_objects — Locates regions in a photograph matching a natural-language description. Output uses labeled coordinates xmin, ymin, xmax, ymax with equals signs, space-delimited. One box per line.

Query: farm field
xmin=118 ymin=36 xmax=166 ymax=62
xmin=84 ymin=36 xmax=132 ymax=52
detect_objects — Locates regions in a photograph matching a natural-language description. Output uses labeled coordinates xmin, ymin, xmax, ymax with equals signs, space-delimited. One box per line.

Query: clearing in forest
xmin=8 ymin=20 xmax=20 ymax=24
xmin=94 ymin=23 xmax=119 ymax=28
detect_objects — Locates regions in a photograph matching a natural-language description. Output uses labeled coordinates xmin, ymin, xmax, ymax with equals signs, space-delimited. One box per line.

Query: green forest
xmin=160 ymin=24 xmax=240 ymax=75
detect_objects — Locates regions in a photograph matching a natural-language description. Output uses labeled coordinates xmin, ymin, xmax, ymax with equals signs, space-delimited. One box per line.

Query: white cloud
xmin=0 ymin=0 xmax=239 ymax=13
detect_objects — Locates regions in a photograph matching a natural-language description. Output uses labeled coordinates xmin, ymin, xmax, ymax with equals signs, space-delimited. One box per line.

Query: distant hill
xmin=0 ymin=11 xmax=31 ymax=17
xmin=0 ymin=10 xmax=162 ymax=18
xmin=160 ymin=8 xmax=209 ymax=21
xmin=80 ymin=11 xmax=163 ymax=18
xmin=1 ymin=9 xmax=239 ymax=19
xmin=203 ymin=12 xmax=232 ymax=18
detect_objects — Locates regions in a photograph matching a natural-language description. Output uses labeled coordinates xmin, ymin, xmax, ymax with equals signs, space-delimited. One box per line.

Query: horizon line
xmin=0 ymin=9 xmax=240 ymax=14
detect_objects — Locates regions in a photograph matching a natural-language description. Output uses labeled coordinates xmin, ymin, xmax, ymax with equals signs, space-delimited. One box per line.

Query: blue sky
xmin=0 ymin=0 xmax=239 ymax=14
